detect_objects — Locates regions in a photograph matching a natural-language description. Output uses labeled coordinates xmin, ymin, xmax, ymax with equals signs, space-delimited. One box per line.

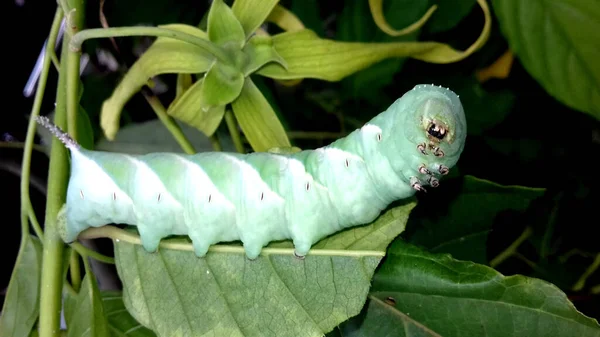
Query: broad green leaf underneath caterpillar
xmin=37 ymin=84 xmax=466 ymax=260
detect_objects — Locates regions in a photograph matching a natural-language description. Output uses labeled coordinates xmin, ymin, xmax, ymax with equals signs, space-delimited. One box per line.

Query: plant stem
xmin=71 ymin=242 xmax=115 ymax=264
xmin=70 ymin=26 xmax=229 ymax=64
xmin=209 ymin=134 xmax=222 ymax=152
xmin=142 ymin=92 xmax=196 ymax=154
xmin=39 ymin=1 xmax=84 ymax=335
xmin=572 ymin=252 xmax=600 ymax=291
xmin=28 ymin=208 xmax=44 ymax=240
xmin=66 ymin=51 xmax=80 ymax=141
xmin=224 ymin=109 xmax=245 ymax=153
xmin=69 ymin=250 xmax=81 ymax=292
xmin=78 ymin=225 xmax=385 ymax=257
xmin=21 ymin=8 xmax=63 ymax=244
xmin=489 ymin=226 xmax=533 ymax=268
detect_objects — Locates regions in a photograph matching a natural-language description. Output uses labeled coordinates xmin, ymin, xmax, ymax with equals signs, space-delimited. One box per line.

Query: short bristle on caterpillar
xmin=36 ymin=84 xmax=466 ymax=260
xmin=34 ymin=116 xmax=80 ymax=150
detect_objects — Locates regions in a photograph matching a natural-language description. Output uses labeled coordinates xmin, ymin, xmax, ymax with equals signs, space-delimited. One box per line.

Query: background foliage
xmin=1 ymin=0 xmax=599 ymax=336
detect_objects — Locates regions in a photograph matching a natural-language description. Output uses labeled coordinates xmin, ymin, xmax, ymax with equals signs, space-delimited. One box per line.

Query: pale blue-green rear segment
xmin=54 ymin=84 xmax=466 ymax=259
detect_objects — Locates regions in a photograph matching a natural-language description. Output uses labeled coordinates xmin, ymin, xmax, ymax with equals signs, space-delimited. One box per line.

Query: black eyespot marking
xmin=427 ymin=123 xmax=447 ymax=140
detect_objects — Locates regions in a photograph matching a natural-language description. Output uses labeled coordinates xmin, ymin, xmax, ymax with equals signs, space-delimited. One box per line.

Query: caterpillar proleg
xmin=37 ymin=84 xmax=466 ymax=260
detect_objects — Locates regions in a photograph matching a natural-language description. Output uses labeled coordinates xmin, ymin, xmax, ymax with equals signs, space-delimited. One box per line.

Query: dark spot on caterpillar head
xmin=427 ymin=122 xmax=447 ymax=140
xmin=345 ymin=158 xmax=349 ymax=168
xmin=376 ymin=133 xmax=382 ymax=142
xmin=208 ymin=194 xmax=212 ymax=203
xmin=305 ymin=181 xmax=310 ymax=191
xmin=260 ymin=192 xmax=264 ymax=201
xmin=384 ymin=297 xmax=396 ymax=306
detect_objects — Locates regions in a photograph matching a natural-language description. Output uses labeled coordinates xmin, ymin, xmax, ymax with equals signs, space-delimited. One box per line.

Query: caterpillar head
xmin=383 ymin=84 xmax=466 ymax=191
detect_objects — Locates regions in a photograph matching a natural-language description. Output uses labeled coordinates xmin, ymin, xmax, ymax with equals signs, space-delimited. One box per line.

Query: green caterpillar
xmin=37 ymin=84 xmax=466 ymax=260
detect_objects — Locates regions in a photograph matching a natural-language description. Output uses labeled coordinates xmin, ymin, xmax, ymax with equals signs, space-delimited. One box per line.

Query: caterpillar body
xmin=37 ymin=84 xmax=466 ymax=260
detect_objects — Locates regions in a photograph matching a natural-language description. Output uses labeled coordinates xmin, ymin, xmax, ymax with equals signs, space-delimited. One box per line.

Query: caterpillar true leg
xmin=410 ymin=176 xmax=426 ymax=192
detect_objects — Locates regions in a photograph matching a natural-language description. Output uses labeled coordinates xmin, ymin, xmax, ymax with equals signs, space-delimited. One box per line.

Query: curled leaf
xmin=231 ymin=77 xmax=290 ymax=151
xmin=207 ymin=0 xmax=245 ymax=48
xmin=257 ymin=0 xmax=491 ymax=81
xmin=368 ymin=0 xmax=438 ymax=37
xmin=100 ymin=24 xmax=214 ymax=140
xmin=167 ymin=78 xmax=226 ymax=137
xmin=242 ymin=35 xmax=287 ymax=76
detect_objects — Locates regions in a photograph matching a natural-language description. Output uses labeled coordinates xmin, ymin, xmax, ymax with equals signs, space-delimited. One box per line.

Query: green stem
xmin=572 ymin=252 xmax=600 ymax=291
xmin=28 ymin=208 xmax=44 ymax=240
xmin=66 ymin=51 xmax=81 ymax=141
xmin=69 ymin=250 xmax=81 ymax=292
xmin=224 ymin=109 xmax=245 ymax=153
xmin=0 ymin=141 xmax=47 ymax=153
xmin=20 ymin=7 xmax=63 ymax=244
xmin=39 ymin=1 xmax=84 ymax=335
xmin=142 ymin=92 xmax=197 ymax=154
xmin=489 ymin=226 xmax=533 ymax=268
xmin=78 ymin=225 xmax=385 ymax=257
xmin=71 ymin=242 xmax=115 ymax=264
xmin=209 ymin=134 xmax=222 ymax=152
xmin=70 ymin=26 xmax=229 ymax=64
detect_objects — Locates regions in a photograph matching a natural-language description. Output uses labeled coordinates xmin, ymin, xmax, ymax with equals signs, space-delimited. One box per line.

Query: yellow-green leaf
xmin=207 ymin=0 xmax=245 ymax=48
xmin=257 ymin=0 xmax=490 ymax=81
xmin=232 ymin=0 xmax=279 ymax=38
xmin=265 ymin=4 xmax=305 ymax=32
xmin=201 ymin=62 xmax=245 ymax=108
xmin=100 ymin=24 xmax=214 ymax=140
xmin=368 ymin=0 xmax=438 ymax=37
xmin=231 ymin=77 xmax=290 ymax=151
xmin=176 ymin=73 xmax=193 ymax=98
xmin=242 ymin=34 xmax=287 ymax=76
xmin=167 ymin=78 xmax=226 ymax=137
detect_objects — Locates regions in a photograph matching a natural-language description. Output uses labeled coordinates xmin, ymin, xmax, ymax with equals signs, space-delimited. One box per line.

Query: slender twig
xmin=0 ymin=141 xmax=46 ymax=153
xmin=489 ymin=226 xmax=533 ymax=268
xmin=78 ymin=225 xmax=385 ymax=257
xmin=209 ymin=133 xmax=222 ymax=152
xmin=71 ymin=242 xmax=115 ymax=264
xmin=142 ymin=92 xmax=197 ymax=154
xmin=69 ymin=249 xmax=81 ymax=292
xmin=70 ymin=26 xmax=228 ymax=64
xmin=224 ymin=109 xmax=245 ymax=153
xmin=572 ymin=253 xmax=600 ymax=291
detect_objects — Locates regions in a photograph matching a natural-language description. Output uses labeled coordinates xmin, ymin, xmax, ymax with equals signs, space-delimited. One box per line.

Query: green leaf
xmin=95 ymin=118 xmax=237 ymax=155
xmin=231 ymin=77 xmax=291 ymax=151
xmin=166 ymin=78 xmax=226 ymax=137
xmin=201 ymin=62 xmax=245 ymax=108
xmin=256 ymin=26 xmax=488 ymax=81
xmin=64 ymin=272 xmax=110 ymax=337
xmin=100 ymin=24 xmax=214 ymax=140
xmin=492 ymin=0 xmax=600 ymax=120
xmin=363 ymin=240 xmax=600 ymax=337
xmin=206 ymin=0 xmax=245 ymax=48
xmin=0 ymin=236 xmax=43 ymax=337
xmin=112 ymin=201 xmax=416 ymax=337
xmin=242 ymin=35 xmax=287 ymax=76
xmin=404 ymin=175 xmax=545 ymax=263
xmin=101 ymin=292 xmax=157 ymax=337
xmin=232 ymin=0 xmax=279 ymax=38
